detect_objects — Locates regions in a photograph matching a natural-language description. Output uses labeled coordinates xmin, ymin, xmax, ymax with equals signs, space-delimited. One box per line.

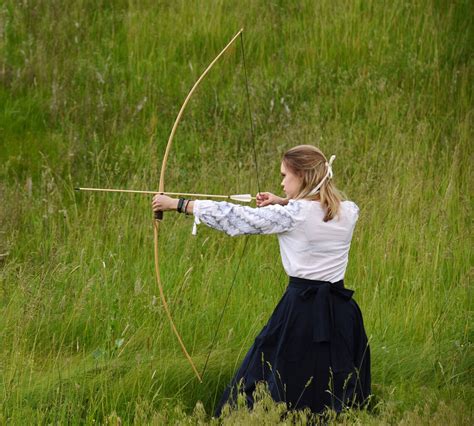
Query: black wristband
xmin=177 ymin=198 xmax=185 ymax=213
xmin=184 ymin=199 xmax=190 ymax=215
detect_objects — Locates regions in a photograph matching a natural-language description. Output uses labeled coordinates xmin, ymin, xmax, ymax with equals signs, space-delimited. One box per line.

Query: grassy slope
xmin=0 ymin=0 xmax=472 ymax=423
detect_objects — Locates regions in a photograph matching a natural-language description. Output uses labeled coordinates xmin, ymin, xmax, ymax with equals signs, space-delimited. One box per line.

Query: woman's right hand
xmin=256 ymin=192 xmax=288 ymax=207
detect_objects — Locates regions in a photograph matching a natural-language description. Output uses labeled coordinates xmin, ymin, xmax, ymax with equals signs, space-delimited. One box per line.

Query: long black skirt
xmin=215 ymin=276 xmax=371 ymax=416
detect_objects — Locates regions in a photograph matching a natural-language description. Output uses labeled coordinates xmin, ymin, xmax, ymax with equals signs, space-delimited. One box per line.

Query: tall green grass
xmin=0 ymin=0 xmax=472 ymax=423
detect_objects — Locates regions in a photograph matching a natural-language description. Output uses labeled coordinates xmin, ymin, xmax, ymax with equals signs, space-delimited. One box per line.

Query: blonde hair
xmin=283 ymin=145 xmax=345 ymax=222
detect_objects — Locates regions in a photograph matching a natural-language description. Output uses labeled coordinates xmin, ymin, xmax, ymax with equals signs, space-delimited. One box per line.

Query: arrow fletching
xmin=229 ymin=194 xmax=253 ymax=203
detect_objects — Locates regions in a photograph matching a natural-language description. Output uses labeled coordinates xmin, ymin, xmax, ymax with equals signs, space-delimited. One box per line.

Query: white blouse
xmin=193 ymin=199 xmax=360 ymax=283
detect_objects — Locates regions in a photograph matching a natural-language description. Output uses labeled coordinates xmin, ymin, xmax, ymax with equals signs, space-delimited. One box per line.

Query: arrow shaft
xmin=75 ymin=187 xmax=255 ymax=200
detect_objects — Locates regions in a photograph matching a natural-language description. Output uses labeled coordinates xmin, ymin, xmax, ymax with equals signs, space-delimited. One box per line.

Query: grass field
xmin=0 ymin=0 xmax=472 ymax=423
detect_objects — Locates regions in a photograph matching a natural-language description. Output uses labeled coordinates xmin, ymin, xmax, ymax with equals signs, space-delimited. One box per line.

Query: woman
xmin=152 ymin=145 xmax=371 ymax=415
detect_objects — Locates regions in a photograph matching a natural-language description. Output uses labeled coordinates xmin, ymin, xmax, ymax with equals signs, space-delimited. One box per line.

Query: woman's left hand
xmin=152 ymin=194 xmax=178 ymax=213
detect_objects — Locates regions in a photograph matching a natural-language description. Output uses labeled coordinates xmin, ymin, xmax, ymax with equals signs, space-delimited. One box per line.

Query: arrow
xmin=74 ymin=187 xmax=255 ymax=203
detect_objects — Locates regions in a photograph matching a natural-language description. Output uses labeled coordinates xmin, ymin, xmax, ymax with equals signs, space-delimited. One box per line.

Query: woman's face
xmin=281 ymin=162 xmax=303 ymax=199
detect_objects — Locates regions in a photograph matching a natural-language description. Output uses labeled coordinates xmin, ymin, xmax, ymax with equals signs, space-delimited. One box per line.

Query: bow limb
xmin=154 ymin=29 xmax=244 ymax=382
xmin=158 ymin=28 xmax=243 ymax=185
xmin=153 ymin=222 xmax=202 ymax=382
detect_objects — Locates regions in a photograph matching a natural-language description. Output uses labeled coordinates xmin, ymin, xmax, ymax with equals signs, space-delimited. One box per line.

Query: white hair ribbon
xmin=308 ymin=155 xmax=336 ymax=196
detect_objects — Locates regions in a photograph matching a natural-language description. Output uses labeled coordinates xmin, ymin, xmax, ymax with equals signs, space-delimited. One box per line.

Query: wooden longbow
xmin=154 ymin=29 xmax=245 ymax=382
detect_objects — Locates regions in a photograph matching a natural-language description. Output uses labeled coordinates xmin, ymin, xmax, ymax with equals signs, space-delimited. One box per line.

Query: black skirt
xmin=215 ymin=276 xmax=371 ymax=416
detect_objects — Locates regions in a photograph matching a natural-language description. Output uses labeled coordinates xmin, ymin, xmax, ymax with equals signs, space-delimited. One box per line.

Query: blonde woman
xmin=152 ymin=145 xmax=371 ymax=415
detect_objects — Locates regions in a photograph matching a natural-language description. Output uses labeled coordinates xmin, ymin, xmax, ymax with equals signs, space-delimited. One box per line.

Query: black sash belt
xmin=288 ymin=276 xmax=354 ymax=343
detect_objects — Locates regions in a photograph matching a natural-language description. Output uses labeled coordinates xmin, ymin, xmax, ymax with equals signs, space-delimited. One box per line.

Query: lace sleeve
xmin=193 ymin=200 xmax=304 ymax=236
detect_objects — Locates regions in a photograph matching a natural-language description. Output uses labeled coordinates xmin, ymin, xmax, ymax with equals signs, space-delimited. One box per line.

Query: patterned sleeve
xmin=193 ymin=199 xmax=305 ymax=236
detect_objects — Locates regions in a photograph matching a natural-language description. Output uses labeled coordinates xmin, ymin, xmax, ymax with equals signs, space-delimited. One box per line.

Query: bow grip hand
xmin=153 ymin=194 xmax=175 ymax=220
